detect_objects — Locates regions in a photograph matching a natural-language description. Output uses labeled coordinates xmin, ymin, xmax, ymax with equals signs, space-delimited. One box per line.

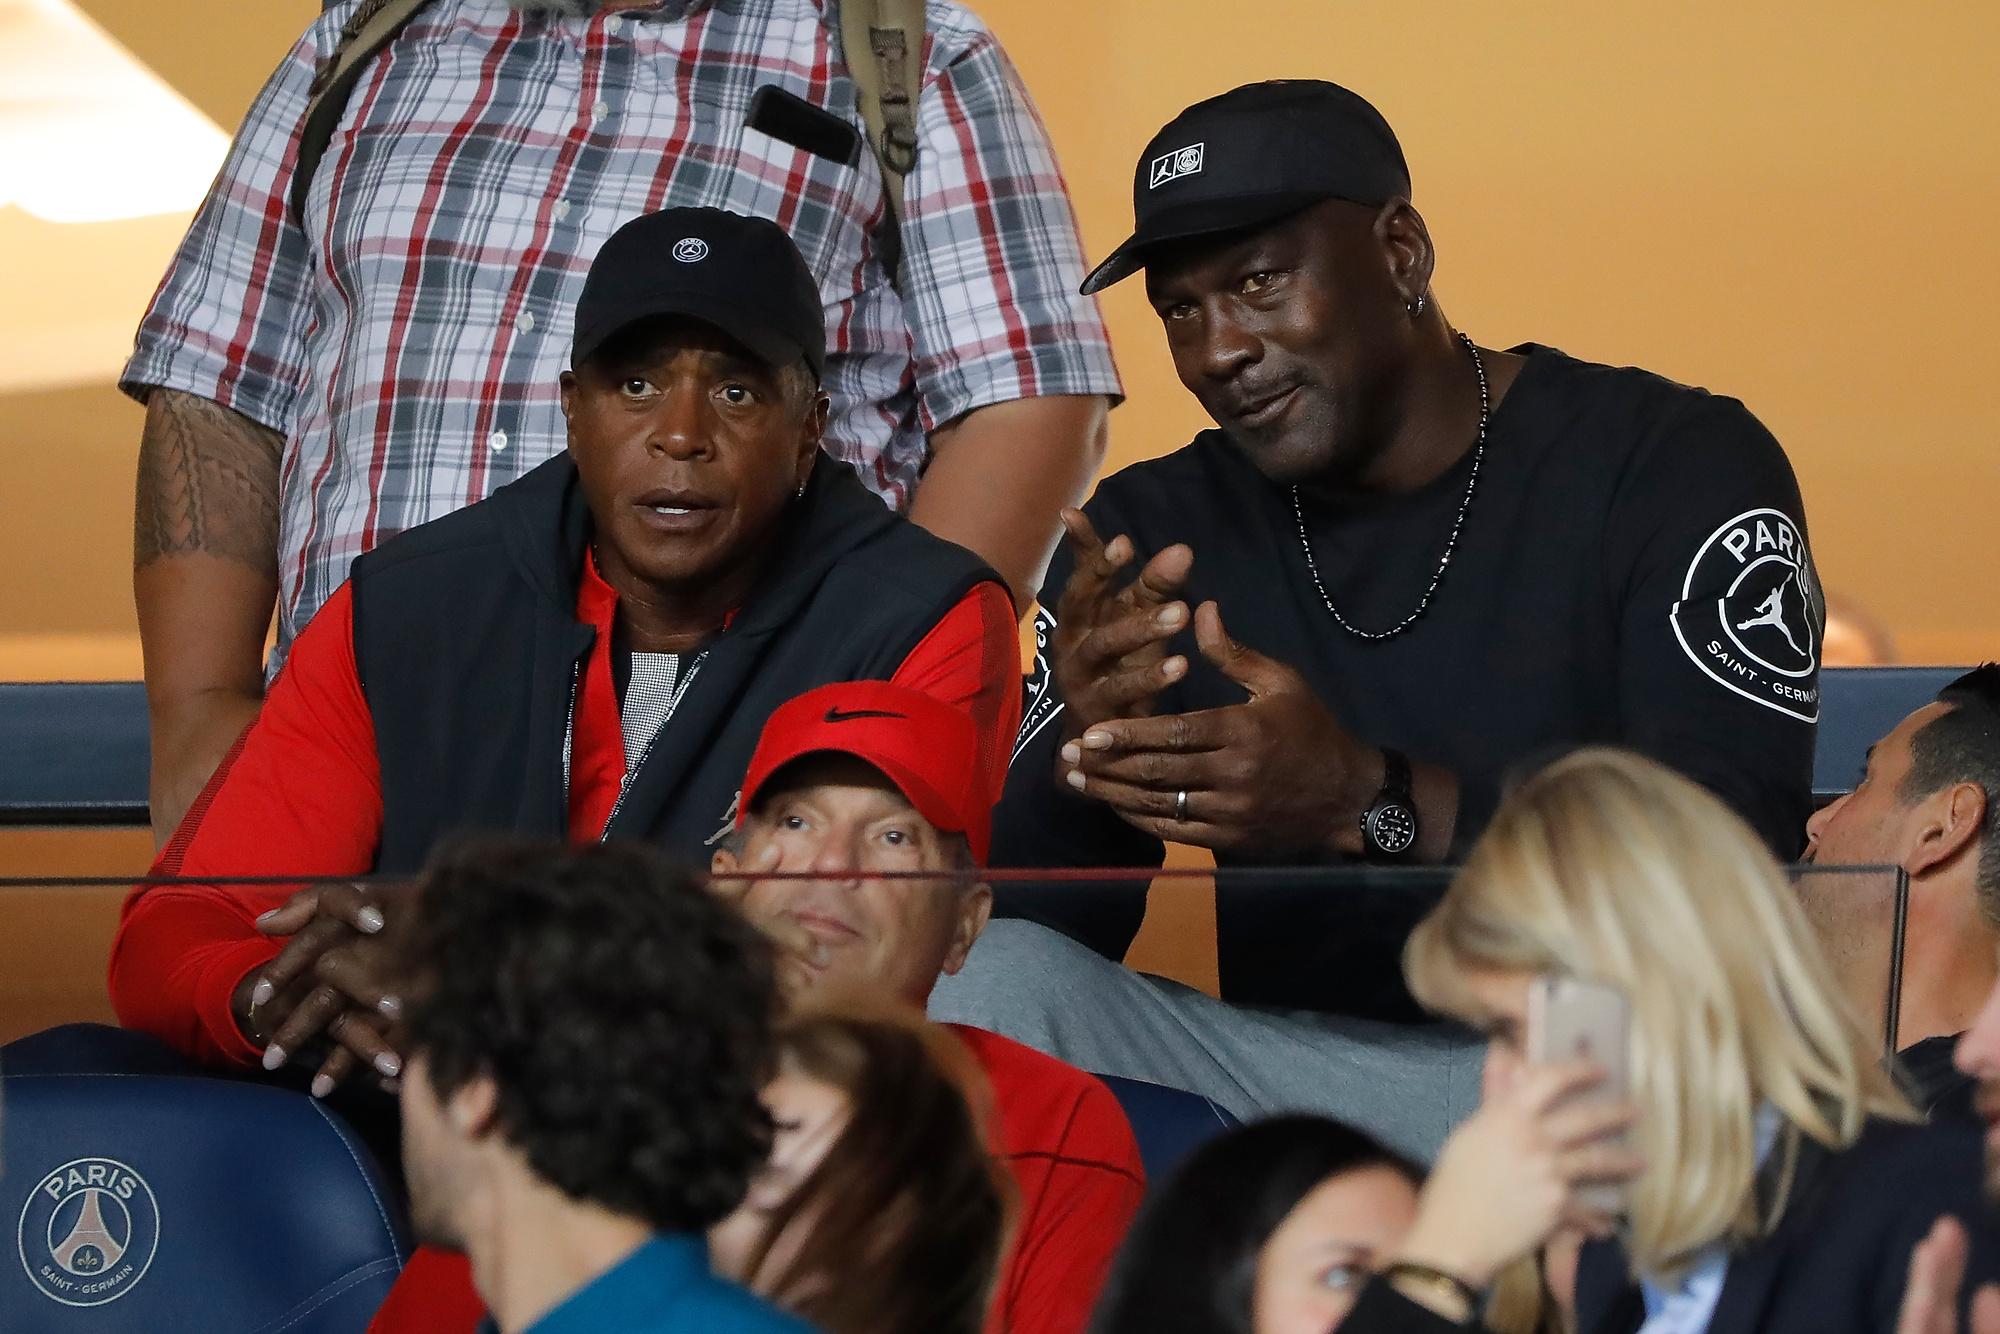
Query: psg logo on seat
xmin=16 ymin=1157 xmax=160 ymax=1307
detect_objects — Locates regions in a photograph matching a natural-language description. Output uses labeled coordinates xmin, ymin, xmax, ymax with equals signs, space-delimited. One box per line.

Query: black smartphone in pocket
xmin=748 ymin=85 xmax=860 ymax=167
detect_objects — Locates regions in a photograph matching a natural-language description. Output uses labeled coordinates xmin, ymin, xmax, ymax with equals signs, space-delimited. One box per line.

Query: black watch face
xmin=1368 ymin=803 xmax=1419 ymax=856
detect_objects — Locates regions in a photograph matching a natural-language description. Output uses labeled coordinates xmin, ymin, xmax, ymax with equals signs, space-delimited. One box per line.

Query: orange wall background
xmin=1 ymin=0 xmax=1995 ymax=674
xmin=979 ymin=0 xmax=2000 ymax=665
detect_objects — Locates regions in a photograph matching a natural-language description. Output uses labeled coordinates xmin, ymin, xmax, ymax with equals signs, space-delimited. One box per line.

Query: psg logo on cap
xmin=672 ymin=237 xmax=710 ymax=263
xmin=17 ymin=1157 xmax=160 ymax=1307
xmin=1148 ymin=142 xmax=1204 ymax=189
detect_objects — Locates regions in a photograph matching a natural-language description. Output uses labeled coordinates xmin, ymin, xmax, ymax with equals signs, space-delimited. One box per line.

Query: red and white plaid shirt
xmin=125 ymin=0 xmax=1120 ymax=655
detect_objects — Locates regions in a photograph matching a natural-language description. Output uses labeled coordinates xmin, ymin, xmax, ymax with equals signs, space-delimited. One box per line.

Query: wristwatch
xmin=1359 ymin=748 xmax=1419 ymax=860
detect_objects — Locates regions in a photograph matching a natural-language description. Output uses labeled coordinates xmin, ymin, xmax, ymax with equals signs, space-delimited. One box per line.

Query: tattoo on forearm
xmin=134 ymin=389 xmax=285 ymax=572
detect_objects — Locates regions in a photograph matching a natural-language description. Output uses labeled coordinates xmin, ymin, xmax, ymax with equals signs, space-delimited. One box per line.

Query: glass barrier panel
xmin=1787 ymin=863 xmax=1907 ymax=1057
xmin=986 ymin=865 xmax=1457 ymax=1023
xmin=0 ymin=862 xmax=1913 ymax=1052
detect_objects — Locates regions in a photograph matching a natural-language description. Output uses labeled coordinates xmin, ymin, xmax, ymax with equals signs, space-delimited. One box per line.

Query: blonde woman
xmin=1386 ymin=747 xmax=1999 ymax=1334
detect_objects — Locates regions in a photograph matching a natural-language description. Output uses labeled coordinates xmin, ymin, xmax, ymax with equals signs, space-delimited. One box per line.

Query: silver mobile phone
xmin=1526 ymin=973 xmax=1632 ymax=1214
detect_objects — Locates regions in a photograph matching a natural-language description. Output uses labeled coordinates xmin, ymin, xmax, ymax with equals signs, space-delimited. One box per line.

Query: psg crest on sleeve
xmin=1671 ymin=507 xmax=1824 ymax=723
xmin=17 ymin=1157 xmax=160 ymax=1307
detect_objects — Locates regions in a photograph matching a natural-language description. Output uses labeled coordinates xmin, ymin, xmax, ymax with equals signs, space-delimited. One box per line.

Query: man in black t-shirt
xmin=930 ymin=80 xmax=1823 ymax=1146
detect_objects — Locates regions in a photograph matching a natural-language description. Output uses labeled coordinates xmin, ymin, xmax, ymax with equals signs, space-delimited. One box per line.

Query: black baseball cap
xmin=572 ymin=206 xmax=826 ymax=380
xmin=1079 ymin=80 xmax=1411 ymax=296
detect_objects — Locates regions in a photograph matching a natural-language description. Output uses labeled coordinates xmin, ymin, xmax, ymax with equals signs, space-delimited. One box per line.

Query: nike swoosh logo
xmin=823 ymin=707 xmax=906 ymax=723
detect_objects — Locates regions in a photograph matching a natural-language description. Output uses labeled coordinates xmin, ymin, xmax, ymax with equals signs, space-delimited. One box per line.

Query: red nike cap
xmin=738 ymin=681 xmax=990 ymax=863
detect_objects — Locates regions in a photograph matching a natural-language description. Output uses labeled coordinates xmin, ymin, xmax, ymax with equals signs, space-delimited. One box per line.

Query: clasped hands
xmin=235 ymin=874 xmax=844 ymax=1098
xmin=1049 ymin=509 xmax=1384 ymax=855
xmin=232 ymin=880 xmax=411 ymax=1099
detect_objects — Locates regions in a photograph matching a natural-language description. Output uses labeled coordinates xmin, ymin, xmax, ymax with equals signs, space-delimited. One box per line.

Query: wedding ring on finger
xmin=1175 ymin=789 xmax=1190 ymax=822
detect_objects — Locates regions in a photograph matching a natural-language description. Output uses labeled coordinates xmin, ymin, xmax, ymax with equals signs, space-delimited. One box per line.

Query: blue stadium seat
xmin=0 ymin=682 xmax=149 ymax=825
xmin=0 ymin=668 xmax=1977 ymax=823
xmin=1814 ymin=666 xmax=1965 ymax=802
xmin=0 ymin=1062 xmax=408 ymax=1332
xmin=1095 ymin=1073 xmax=1238 ymax=1184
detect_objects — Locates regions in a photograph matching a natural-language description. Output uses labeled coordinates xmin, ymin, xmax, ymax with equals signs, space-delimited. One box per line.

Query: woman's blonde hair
xmin=1405 ymin=747 xmax=1913 ymax=1277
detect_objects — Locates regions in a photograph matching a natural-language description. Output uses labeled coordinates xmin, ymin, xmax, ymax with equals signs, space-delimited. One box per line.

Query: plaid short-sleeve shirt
xmin=124 ymin=0 xmax=1120 ymax=652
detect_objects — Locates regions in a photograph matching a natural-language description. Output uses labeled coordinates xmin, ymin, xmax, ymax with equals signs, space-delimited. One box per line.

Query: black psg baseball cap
xmin=572 ymin=206 xmax=826 ymax=381
xmin=1079 ymin=80 xmax=1411 ymax=296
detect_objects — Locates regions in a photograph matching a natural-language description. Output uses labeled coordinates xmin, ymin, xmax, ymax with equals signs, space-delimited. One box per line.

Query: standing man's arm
xmin=912 ymin=394 xmax=1109 ymax=611
xmin=135 ymin=389 xmax=284 ymax=845
xmin=891 ymin=23 xmax=1122 ymax=612
xmin=120 ymin=10 xmax=342 ymax=841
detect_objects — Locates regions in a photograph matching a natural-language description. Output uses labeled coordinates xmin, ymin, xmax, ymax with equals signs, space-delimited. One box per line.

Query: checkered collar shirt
xmin=124 ymin=0 xmax=1119 ymax=658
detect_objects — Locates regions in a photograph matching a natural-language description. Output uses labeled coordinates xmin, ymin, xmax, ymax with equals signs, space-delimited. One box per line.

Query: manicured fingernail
xmin=811 ymin=944 xmax=831 ymax=967
xmin=374 ymin=1052 xmax=401 ymax=1078
xmin=380 ymin=1076 xmax=401 ymax=1094
xmin=377 ymin=995 xmax=402 ymax=1018
xmin=255 ymin=909 xmax=280 ymax=926
xmin=1158 ymin=606 xmax=1184 ymax=629
xmin=262 ymin=1044 xmax=286 ymax=1071
xmin=250 ymin=978 xmax=273 ymax=1007
xmin=1067 ymin=769 xmax=1087 ymax=791
xmin=310 ymin=1074 xmax=335 ymax=1099
xmin=1164 ymin=657 xmax=1186 ymax=679
xmin=1081 ymin=731 xmax=1112 ymax=750
xmin=1060 ymin=742 xmax=1081 ymax=764
xmin=357 ymin=907 xmax=386 ymax=933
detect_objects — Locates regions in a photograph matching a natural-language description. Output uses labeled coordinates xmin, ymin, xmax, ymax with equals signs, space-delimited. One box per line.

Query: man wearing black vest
xmin=111 ymin=208 xmax=1017 ymax=1100
xmin=933 ymin=81 xmax=1821 ymax=1148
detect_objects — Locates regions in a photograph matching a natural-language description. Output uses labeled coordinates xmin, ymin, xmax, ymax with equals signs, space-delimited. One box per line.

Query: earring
xmin=1407 ymin=292 xmax=1428 ymax=318
xmin=796 ymin=481 xmax=808 ymax=499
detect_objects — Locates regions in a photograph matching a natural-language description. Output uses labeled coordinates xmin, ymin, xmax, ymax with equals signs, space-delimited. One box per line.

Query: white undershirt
xmin=620 ymin=652 xmax=700 ymax=773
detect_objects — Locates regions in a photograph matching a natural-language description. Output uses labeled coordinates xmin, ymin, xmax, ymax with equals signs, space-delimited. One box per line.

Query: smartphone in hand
xmin=1527 ymin=973 xmax=1632 ymax=1214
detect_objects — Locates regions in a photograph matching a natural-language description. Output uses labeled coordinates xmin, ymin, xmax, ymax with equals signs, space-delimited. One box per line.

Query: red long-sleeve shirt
xmin=111 ymin=560 xmax=1019 ymax=1066
xmin=364 ymin=1027 xmax=1144 ymax=1334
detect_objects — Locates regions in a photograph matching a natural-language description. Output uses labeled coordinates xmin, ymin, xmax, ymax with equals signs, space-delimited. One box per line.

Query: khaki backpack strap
xmin=838 ymin=0 xmax=925 ymax=224
xmin=289 ymin=0 xmax=436 ymax=226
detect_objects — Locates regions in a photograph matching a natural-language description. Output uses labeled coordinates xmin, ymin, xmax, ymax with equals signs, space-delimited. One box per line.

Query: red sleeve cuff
xmin=196 ymin=936 xmax=285 ymax=1066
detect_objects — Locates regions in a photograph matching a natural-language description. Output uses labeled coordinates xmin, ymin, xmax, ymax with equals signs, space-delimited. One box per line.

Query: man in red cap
xmin=374 ymin=682 xmax=1145 ymax=1334
xmin=716 ymin=682 xmax=1145 ymax=1334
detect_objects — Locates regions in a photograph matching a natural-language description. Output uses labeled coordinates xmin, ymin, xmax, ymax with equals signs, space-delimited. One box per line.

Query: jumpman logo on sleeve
xmin=1735 ymin=585 xmax=1804 ymax=656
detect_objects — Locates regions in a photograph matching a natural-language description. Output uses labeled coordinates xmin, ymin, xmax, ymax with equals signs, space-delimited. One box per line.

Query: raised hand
xmin=707 ymin=870 xmax=832 ymax=1008
xmin=1058 ymin=600 xmax=1384 ymax=854
xmin=1394 ymin=1061 xmax=1644 ymax=1295
xmin=233 ymin=880 xmax=412 ymax=1098
xmin=1898 ymin=1216 xmax=2000 ymax=1334
xmin=1046 ymin=508 xmax=1195 ymax=739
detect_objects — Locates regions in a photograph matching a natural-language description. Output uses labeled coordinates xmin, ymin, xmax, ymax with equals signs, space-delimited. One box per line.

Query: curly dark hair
xmin=398 ymin=838 xmax=778 ymax=1231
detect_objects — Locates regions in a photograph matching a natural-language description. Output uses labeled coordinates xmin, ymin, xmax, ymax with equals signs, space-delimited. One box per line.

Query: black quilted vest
xmin=349 ymin=452 xmax=1000 ymax=873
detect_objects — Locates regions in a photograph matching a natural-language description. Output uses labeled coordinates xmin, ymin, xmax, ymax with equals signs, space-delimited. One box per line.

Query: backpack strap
xmin=289 ymin=0 xmax=436 ymax=227
xmin=837 ymin=0 xmax=926 ymax=282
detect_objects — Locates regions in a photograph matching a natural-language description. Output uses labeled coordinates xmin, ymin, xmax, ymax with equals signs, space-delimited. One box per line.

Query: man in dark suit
xmin=1894 ymin=969 xmax=2000 ymax=1334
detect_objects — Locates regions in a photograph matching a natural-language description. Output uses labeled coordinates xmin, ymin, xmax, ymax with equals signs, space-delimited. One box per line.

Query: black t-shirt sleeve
xmin=988 ymin=524 xmax=1163 ymax=961
xmin=1602 ymin=392 xmax=1818 ymax=856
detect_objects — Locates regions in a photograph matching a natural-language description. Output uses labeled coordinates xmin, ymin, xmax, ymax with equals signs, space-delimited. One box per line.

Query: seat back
xmin=0 ymin=1071 xmax=407 ymax=1333
xmin=1094 ymin=1074 xmax=1238 ymax=1185
xmin=1814 ymin=667 xmax=1965 ymax=801
xmin=0 ymin=682 xmax=149 ymax=825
